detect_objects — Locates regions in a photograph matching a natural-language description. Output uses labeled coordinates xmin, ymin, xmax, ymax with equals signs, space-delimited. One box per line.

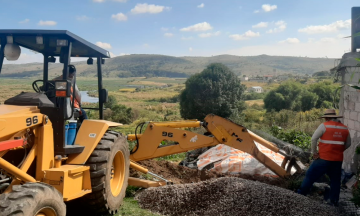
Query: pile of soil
xmin=136 ymin=177 xmax=340 ymax=216
xmin=131 ymin=160 xmax=287 ymax=188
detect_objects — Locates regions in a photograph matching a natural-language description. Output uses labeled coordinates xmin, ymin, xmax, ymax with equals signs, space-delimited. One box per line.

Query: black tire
xmin=77 ymin=131 xmax=130 ymax=216
xmin=0 ymin=182 xmax=66 ymax=216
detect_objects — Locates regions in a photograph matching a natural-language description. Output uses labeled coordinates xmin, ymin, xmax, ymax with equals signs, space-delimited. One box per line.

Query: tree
xmin=179 ymin=63 xmax=246 ymax=120
xmin=105 ymin=95 xmax=117 ymax=109
xmin=104 ymin=104 xmax=133 ymax=124
xmin=264 ymin=81 xmax=303 ymax=112
xmin=308 ymin=81 xmax=337 ymax=108
xmin=300 ymin=91 xmax=318 ymax=111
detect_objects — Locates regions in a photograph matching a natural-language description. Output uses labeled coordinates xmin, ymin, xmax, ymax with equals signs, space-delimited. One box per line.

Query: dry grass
xmin=245 ymin=99 xmax=264 ymax=106
xmin=119 ymin=88 xmax=137 ymax=92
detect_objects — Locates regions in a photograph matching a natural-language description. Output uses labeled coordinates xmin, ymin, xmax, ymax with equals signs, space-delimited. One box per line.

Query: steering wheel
xmin=32 ymin=80 xmax=55 ymax=93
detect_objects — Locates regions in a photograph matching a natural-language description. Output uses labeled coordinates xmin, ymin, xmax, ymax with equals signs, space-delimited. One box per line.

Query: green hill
xmin=0 ymin=54 xmax=336 ymax=78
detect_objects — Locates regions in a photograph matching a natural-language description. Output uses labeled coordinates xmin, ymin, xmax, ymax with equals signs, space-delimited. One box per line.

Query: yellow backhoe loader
xmin=0 ymin=30 xmax=301 ymax=216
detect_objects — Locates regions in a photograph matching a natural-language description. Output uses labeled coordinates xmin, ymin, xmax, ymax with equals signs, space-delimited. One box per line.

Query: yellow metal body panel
xmin=0 ymin=157 xmax=36 ymax=182
xmin=130 ymin=114 xmax=297 ymax=178
xmin=130 ymin=160 xmax=149 ymax=174
xmin=128 ymin=177 xmax=166 ymax=188
xmin=0 ymin=105 xmax=43 ymax=142
xmin=153 ymin=120 xmax=201 ymax=128
xmin=36 ymin=121 xmax=55 ymax=181
xmin=43 ymin=165 xmax=92 ymax=201
xmin=204 ymin=114 xmax=288 ymax=177
xmin=130 ymin=123 xmax=219 ymax=161
xmin=66 ymin=120 xmax=110 ymax=164
xmin=90 ymin=119 xmax=123 ymax=127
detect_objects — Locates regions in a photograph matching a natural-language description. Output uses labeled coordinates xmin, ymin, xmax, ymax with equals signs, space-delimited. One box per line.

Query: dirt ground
xmin=131 ymin=159 xmax=288 ymax=188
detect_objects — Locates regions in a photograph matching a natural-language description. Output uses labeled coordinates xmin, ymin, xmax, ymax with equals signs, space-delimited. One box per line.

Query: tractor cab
xmin=0 ymin=30 xmax=110 ymax=155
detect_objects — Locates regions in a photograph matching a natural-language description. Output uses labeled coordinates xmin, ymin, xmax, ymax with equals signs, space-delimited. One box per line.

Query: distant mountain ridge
xmin=0 ymin=54 xmax=337 ymax=78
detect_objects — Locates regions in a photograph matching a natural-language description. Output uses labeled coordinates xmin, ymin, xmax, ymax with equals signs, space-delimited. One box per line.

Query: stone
xmin=356 ymin=103 xmax=360 ymax=112
xmin=350 ymin=111 xmax=358 ymax=121
xmin=349 ymin=101 xmax=355 ymax=110
xmin=356 ymin=121 xmax=360 ymax=131
xmin=344 ymin=119 xmax=348 ymax=125
xmin=348 ymin=120 xmax=355 ymax=130
xmin=344 ymin=110 xmax=350 ymax=119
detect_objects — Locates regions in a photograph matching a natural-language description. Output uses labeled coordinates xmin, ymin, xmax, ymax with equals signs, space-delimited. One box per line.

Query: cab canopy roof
xmin=0 ymin=29 xmax=110 ymax=58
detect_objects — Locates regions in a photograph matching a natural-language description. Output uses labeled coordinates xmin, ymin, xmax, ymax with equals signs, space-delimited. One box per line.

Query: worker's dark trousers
xmin=298 ymin=158 xmax=342 ymax=203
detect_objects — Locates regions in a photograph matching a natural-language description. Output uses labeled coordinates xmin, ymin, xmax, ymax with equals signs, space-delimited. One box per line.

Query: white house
xmin=249 ymin=86 xmax=263 ymax=93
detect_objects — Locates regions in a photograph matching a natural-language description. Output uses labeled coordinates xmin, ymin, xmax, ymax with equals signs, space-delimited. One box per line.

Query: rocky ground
xmin=135 ymin=177 xmax=342 ymax=216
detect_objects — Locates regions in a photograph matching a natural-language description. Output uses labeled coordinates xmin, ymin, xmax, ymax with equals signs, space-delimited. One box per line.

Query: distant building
xmin=277 ymin=75 xmax=289 ymax=81
xmin=263 ymin=75 xmax=273 ymax=81
xmin=249 ymin=86 xmax=263 ymax=93
xmin=243 ymin=76 xmax=249 ymax=81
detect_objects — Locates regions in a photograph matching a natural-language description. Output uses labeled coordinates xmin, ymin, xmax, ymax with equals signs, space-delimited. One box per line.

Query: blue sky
xmin=1 ymin=0 xmax=358 ymax=63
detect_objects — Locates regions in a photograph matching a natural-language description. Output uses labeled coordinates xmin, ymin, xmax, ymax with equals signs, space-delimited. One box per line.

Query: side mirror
xmin=101 ymin=58 xmax=105 ymax=64
xmin=100 ymin=89 xmax=108 ymax=103
xmin=48 ymin=56 xmax=56 ymax=63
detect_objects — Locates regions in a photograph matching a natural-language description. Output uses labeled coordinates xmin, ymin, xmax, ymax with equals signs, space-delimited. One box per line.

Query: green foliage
xmin=264 ymin=81 xmax=303 ymax=112
xmin=125 ymin=186 xmax=141 ymax=197
xmin=300 ymin=91 xmax=318 ymax=111
xmin=270 ymin=126 xmax=311 ymax=150
xmin=313 ymin=71 xmax=330 ymax=77
xmin=243 ymin=92 xmax=266 ymax=100
xmin=264 ymin=81 xmax=338 ymax=112
xmin=104 ymin=104 xmax=133 ymax=124
xmin=105 ymin=95 xmax=118 ymax=109
xmin=308 ymin=81 xmax=338 ymax=109
xmin=180 ymin=63 xmax=246 ymax=120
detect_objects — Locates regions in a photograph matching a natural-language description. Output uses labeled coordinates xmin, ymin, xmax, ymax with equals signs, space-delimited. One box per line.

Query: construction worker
xmin=297 ymin=109 xmax=351 ymax=206
xmin=53 ymin=65 xmax=88 ymax=122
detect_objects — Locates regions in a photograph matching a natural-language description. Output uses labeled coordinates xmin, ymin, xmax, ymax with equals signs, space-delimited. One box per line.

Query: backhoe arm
xmin=127 ymin=114 xmax=300 ymax=178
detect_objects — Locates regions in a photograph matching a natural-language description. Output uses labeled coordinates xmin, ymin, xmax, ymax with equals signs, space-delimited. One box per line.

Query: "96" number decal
xmin=26 ymin=116 xmax=38 ymax=127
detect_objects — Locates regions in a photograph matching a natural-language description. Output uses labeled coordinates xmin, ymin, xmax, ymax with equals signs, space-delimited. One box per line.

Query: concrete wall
xmin=339 ymin=70 xmax=360 ymax=173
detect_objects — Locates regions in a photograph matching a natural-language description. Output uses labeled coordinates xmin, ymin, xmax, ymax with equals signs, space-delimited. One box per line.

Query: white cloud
xmin=266 ymin=20 xmax=287 ymax=33
xmin=254 ymin=10 xmax=260 ymax=13
xmin=93 ymin=0 xmax=105 ymax=2
xmin=161 ymin=27 xmax=169 ymax=31
xmin=224 ymin=38 xmax=349 ymax=58
xmin=180 ymin=22 xmax=213 ymax=32
xmin=320 ymin=37 xmax=336 ymax=43
xmin=262 ymin=4 xmax=277 ymax=12
xmin=143 ymin=43 xmax=149 ymax=47
xmin=131 ymin=3 xmax=171 ymax=14
xmin=229 ymin=30 xmax=260 ymax=40
xmin=38 ymin=20 xmax=57 ymax=26
xmin=77 ymin=15 xmax=90 ymax=21
xmin=164 ymin=33 xmax=174 ymax=37
xmin=19 ymin=19 xmax=29 ymax=24
xmin=181 ymin=36 xmax=193 ymax=40
xmin=279 ymin=38 xmax=300 ymax=44
xmin=96 ymin=42 xmax=112 ymax=49
xmin=298 ymin=19 xmax=351 ymax=34
xmin=189 ymin=47 xmax=193 ymax=52
xmin=111 ymin=13 xmax=127 ymax=21
xmin=113 ymin=0 xmax=127 ymax=2
xmin=199 ymin=31 xmax=221 ymax=38
xmin=109 ymin=52 xmax=130 ymax=58
xmin=197 ymin=3 xmax=205 ymax=8
xmin=252 ymin=22 xmax=268 ymax=28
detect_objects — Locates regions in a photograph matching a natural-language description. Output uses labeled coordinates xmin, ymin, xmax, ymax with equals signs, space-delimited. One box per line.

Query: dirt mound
xmin=136 ymin=177 xmax=340 ymax=216
xmin=131 ymin=160 xmax=286 ymax=187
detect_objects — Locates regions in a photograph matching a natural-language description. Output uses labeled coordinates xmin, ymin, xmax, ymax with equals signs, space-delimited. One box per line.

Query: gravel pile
xmin=136 ymin=177 xmax=340 ymax=216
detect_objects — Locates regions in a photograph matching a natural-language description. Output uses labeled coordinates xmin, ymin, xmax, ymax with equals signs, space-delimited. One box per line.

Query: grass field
xmin=116 ymin=198 xmax=161 ymax=216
